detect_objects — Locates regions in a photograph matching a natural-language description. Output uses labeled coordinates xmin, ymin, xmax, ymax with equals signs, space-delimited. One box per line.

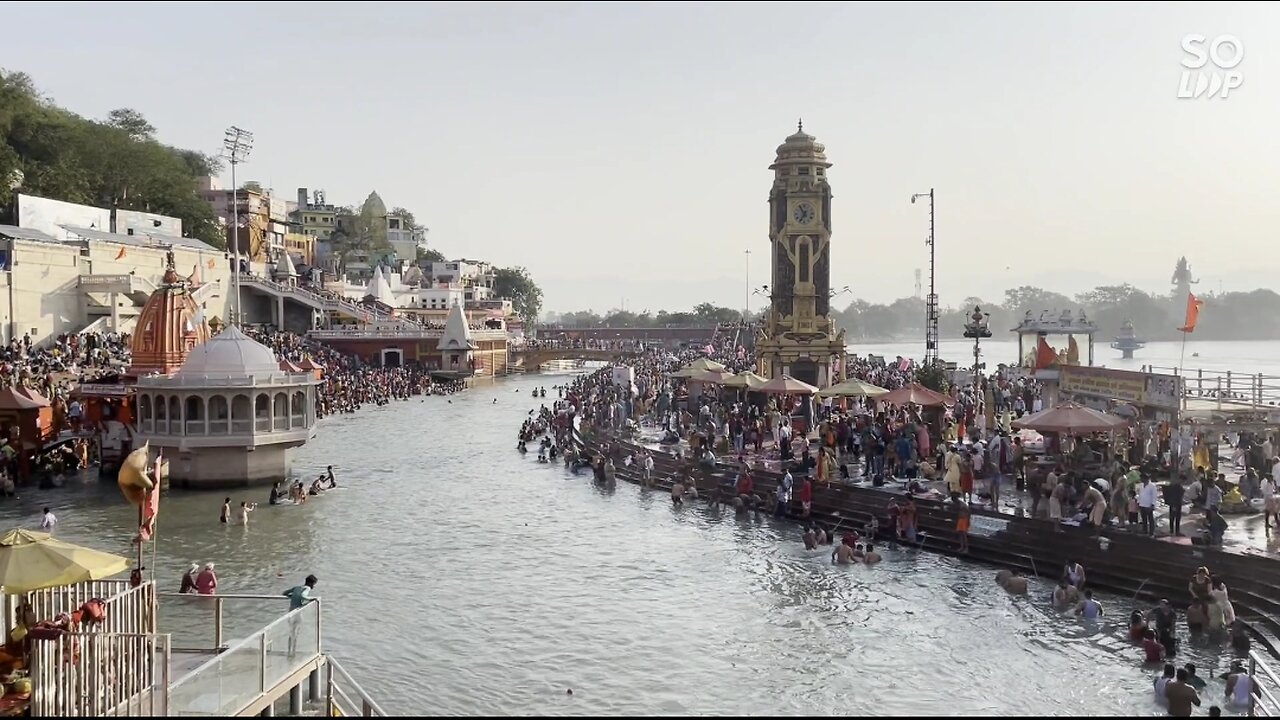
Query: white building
xmin=0 ymin=194 xmax=233 ymax=345
xmin=134 ymin=326 xmax=319 ymax=488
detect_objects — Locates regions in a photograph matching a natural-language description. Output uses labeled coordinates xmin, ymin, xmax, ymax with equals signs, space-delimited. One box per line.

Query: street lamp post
xmin=222 ymin=126 xmax=254 ymax=326
xmin=744 ymin=248 xmax=751 ymax=323
xmin=911 ymin=189 xmax=937 ymax=366
xmin=962 ymin=305 xmax=992 ymax=390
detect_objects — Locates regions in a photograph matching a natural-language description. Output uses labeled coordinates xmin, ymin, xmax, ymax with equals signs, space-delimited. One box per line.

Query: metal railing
xmin=29 ymin=631 xmax=171 ymax=717
xmin=4 ymin=580 xmax=155 ymax=641
xmin=1250 ymin=650 xmax=1280 ymax=716
xmin=325 ymin=656 xmax=387 ymax=717
xmin=166 ymin=599 xmax=321 ymax=716
xmin=1146 ymin=365 xmax=1280 ymax=411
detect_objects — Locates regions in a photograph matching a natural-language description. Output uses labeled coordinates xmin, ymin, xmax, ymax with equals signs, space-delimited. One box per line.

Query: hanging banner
xmin=1058 ymin=366 xmax=1182 ymax=410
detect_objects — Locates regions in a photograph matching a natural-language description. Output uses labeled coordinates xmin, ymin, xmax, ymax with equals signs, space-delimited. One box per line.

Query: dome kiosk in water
xmin=133 ymin=325 xmax=319 ymax=488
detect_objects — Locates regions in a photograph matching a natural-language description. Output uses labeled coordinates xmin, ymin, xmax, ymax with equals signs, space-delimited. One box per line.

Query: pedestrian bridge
xmin=508 ymin=347 xmax=637 ymax=370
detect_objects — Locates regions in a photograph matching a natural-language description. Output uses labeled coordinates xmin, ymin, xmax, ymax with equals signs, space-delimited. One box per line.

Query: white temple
xmin=438 ymin=302 xmax=475 ymax=373
xmin=134 ymin=326 xmax=320 ymax=488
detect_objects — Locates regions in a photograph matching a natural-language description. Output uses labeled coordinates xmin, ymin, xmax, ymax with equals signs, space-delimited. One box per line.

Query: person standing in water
xmin=954 ymin=500 xmax=970 ymax=553
xmin=1076 ymin=590 xmax=1104 ymax=619
xmin=40 ymin=507 xmax=57 ymax=532
xmin=239 ymin=501 xmax=257 ymax=526
xmin=220 ymin=497 xmax=231 ymax=524
xmin=179 ymin=564 xmax=198 ymax=594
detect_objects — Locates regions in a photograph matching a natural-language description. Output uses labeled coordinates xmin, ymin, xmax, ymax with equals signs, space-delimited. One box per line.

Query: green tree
xmin=105 ymin=108 xmax=155 ymax=141
xmin=494 ymin=266 xmax=543 ymax=324
xmin=1003 ymin=286 xmax=1075 ymax=315
xmin=0 ymin=69 xmax=223 ymax=246
xmin=416 ymin=247 xmax=445 ymax=265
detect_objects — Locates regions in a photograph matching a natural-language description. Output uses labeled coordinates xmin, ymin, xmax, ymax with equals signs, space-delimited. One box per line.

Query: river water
xmin=0 ymin=371 xmax=1251 ymax=715
xmin=858 ymin=338 xmax=1280 ymax=377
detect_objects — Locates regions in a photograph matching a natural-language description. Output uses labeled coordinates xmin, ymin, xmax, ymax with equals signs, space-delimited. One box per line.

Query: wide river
xmin=0 ymin=371 xmax=1251 ymax=715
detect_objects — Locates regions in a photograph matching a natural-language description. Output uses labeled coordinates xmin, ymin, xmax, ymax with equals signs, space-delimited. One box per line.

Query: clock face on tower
xmin=793 ymin=202 xmax=816 ymax=225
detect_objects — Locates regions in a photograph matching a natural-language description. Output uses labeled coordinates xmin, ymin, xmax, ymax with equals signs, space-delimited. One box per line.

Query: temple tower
xmin=127 ymin=259 xmax=210 ymax=378
xmin=754 ymin=122 xmax=846 ymax=387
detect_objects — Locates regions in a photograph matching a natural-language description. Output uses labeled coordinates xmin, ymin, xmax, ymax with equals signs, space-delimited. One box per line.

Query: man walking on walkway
xmin=283 ymin=574 xmax=318 ymax=656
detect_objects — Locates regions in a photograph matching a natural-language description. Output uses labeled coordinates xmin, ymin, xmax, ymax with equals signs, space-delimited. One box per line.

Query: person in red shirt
xmin=798 ymin=477 xmax=813 ymax=518
xmin=1142 ymin=629 xmax=1166 ymax=663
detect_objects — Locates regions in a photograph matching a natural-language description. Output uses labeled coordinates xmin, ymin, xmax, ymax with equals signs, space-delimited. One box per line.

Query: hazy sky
xmin=6 ymin=2 xmax=1277 ymax=313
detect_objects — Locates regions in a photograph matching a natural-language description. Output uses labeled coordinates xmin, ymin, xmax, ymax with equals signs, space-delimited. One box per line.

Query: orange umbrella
xmin=1011 ymin=402 xmax=1128 ymax=434
xmin=757 ymin=374 xmax=819 ymax=395
xmin=879 ymin=383 xmax=955 ymax=407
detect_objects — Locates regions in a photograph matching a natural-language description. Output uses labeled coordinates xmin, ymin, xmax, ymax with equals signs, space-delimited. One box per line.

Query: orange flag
xmin=115 ymin=246 xmax=127 ymax=260
xmin=1178 ymin=292 xmax=1204 ymax=333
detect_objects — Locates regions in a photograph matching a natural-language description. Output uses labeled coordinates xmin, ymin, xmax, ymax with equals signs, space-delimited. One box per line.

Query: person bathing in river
xmin=832 ymin=538 xmax=857 ymax=565
xmin=269 ymin=482 xmax=283 ymax=506
xmin=239 ymin=501 xmax=256 ymax=526
xmin=179 ymin=564 xmax=198 ymax=594
xmin=1076 ymin=589 xmax=1104 ymax=620
xmin=1052 ymin=579 xmax=1080 ymax=611
xmin=1064 ymin=560 xmax=1086 ymax=590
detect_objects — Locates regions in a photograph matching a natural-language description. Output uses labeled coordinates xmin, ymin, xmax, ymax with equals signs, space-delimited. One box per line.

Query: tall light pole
xmin=744 ymin=248 xmax=751 ymax=323
xmin=963 ymin=305 xmax=992 ymax=390
xmin=911 ymin=189 xmax=937 ymax=366
xmin=222 ymin=126 xmax=254 ymax=326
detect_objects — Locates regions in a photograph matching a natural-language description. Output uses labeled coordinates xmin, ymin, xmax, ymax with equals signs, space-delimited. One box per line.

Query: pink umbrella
xmin=879 ymin=383 xmax=955 ymax=408
xmin=1011 ymin=402 xmax=1128 ymax=434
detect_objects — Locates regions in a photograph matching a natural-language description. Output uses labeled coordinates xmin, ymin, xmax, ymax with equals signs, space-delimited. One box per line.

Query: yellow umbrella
xmin=722 ymin=371 xmax=768 ymax=389
xmin=817 ymin=378 xmax=890 ymax=398
xmin=0 ymin=529 xmax=130 ymax=594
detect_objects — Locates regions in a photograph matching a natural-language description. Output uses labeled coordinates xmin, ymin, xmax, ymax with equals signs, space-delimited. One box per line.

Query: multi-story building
xmin=291 ymin=188 xmax=337 ymax=241
xmin=386 ymin=215 xmax=426 ymax=264
xmin=199 ymin=177 xmax=270 ymax=262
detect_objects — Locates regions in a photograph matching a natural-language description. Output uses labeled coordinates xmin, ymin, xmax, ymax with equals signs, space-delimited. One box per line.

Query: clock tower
xmin=755 ymin=122 xmax=846 ymax=388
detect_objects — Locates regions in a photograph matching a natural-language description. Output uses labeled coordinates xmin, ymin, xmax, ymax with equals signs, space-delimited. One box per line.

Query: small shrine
xmin=133 ymin=326 xmax=319 ymax=488
xmin=1013 ymin=309 xmax=1098 ymax=369
xmin=438 ymin=303 xmax=475 ymax=374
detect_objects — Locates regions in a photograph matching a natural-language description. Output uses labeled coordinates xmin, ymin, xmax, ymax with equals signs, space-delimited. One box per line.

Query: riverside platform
xmin=9 ymin=580 xmax=384 ymax=717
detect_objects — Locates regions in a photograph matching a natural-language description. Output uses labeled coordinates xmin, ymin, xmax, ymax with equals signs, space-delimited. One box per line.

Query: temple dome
xmin=175 ymin=326 xmax=281 ymax=378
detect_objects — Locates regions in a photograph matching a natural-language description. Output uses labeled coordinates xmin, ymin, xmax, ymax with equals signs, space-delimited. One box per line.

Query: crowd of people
xmin=244 ymin=327 xmax=465 ymax=416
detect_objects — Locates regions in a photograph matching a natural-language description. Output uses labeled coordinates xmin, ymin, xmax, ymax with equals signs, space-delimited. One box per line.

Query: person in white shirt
xmin=1264 ymin=476 xmax=1279 ymax=533
xmin=40 ymin=507 xmax=57 ymax=532
xmin=1138 ymin=476 xmax=1159 ymax=536
xmin=775 ymin=470 xmax=793 ymax=517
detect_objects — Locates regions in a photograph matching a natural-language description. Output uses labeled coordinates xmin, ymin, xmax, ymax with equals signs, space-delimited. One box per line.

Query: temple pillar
xmin=110 ymin=291 xmax=121 ymax=332
xmin=276 ymin=296 xmax=285 ymax=329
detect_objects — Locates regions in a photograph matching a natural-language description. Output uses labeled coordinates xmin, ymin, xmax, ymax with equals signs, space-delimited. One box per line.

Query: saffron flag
xmin=139 ymin=459 xmax=161 ymax=542
xmin=1179 ymin=292 xmax=1204 ymax=333
xmin=115 ymin=246 xmax=127 ymax=260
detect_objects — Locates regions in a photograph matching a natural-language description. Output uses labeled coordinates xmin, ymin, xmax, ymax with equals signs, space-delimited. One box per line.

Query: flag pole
xmin=1177 ymin=329 xmax=1188 ymax=376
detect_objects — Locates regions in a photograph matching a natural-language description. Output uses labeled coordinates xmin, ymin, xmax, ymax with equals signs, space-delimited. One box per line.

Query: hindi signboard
xmin=79 ymin=274 xmax=135 ymax=294
xmin=1058 ymin=366 xmax=1182 ymax=410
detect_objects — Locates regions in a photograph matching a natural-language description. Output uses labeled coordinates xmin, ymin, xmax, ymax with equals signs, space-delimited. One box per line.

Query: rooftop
xmin=61 ymin=224 xmax=219 ymax=253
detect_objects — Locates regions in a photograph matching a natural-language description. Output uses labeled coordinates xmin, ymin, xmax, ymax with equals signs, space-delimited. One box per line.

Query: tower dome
xmin=127 ymin=267 xmax=210 ymax=377
xmin=772 ymin=119 xmax=831 ymax=169
xmin=174 ymin=326 xmax=281 ymax=378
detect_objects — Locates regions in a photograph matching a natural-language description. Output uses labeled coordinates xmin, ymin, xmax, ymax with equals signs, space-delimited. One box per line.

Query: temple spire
xmin=797 ymin=118 xmax=803 ymax=132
